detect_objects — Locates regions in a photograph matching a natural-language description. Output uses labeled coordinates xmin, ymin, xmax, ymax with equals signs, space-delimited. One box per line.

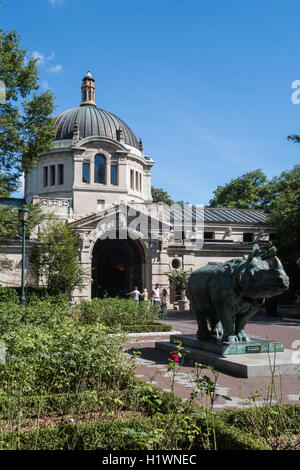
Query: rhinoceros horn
xmin=247 ymin=244 xmax=260 ymax=261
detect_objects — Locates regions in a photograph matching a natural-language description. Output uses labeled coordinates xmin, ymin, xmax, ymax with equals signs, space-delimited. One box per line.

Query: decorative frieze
xmin=40 ymin=198 xmax=70 ymax=208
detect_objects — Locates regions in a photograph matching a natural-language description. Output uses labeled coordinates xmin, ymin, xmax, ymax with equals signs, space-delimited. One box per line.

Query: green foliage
xmin=209 ymin=169 xmax=277 ymax=209
xmin=151 ymin=187 xmax=189 ymax=206
xmin=0 ymin=408 xmax=275 ymax=450
xmin=268 ymin=166 xmax=300 ymax=302
xmin=220 ymin=404 xmax=300 ymax=437
xmin=0 ymin=389 xmax=129 ymax=421
xmin=211 ymin=418 xmax=271 ymax=450
xmin=0 ymin=305 xmax=133 ymax=395
xmin=72 ymin=297 xmax=160 ymax=326
xmin=165 ymin=268 xmax=191 ymax=293
xmin=0 ymin=286 xmax=19 ymax=303
xmin=189 ymin=363 xmax=232 ymax=409
xmin=151 ymin=186 xmax=174 ymax=205
xmin=287 ymin=133 xmax=300 ymax=143
xmin=285 ymin=310 xmax=300 ymax=319
xmin=0 ymin=286 xmax=68 ymax=305
xmin=0 ymin=292 xmax=297 ymax=450
xmin=119 ymin=322 xmax=172 ymax=333
xmin=30 ymin=219 xmax=84 ymax=293
xmin=0 ymin=29 xmax=56 ymax=194
xmin=0 ymin=202 xmax=45 ymax=244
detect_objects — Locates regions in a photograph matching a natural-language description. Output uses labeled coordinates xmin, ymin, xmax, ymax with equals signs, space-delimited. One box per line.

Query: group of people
xmin=127 ymin=284 xmax=168 ymax=311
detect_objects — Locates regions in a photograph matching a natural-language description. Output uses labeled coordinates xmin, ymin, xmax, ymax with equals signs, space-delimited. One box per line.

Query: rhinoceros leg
xmin=197 ymin=316 xmax=211 ymax=339
xmin=235 ymin=304 xmax=261 ymax=342
xmin=189 ymin=303 xmax=210 ymax=339
xmin=209 ymin=319 xmax=223 ymax=339
xmin=215 ymin=302 xmax=239 ymax=343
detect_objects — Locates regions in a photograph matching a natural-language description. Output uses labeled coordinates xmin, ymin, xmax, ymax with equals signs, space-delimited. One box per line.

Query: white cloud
xmin=32 ymin=51 xmax=45 ymax=65
xmin=49 ymin=0 xmax=63 ymax=6
xmin=31 ymin=50 xmax=62 ymax=75
xmin=47 ymin=64 xmax=63 ymax=74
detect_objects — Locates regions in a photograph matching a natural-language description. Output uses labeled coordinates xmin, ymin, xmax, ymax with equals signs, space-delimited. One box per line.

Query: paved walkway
xmin=125 ymin=311 xmax=300 ymax=410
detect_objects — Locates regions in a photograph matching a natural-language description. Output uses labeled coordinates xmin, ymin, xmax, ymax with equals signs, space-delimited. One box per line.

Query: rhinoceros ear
xmin=248 ymin=244 xmax=260 ymax=261
xmin=261 ymin=246 xmax=277 ymax=260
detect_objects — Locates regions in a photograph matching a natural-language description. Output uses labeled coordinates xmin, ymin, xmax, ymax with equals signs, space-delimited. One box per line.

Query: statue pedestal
xmin=170 ymin=334 xmax=284 ymax=355
xmin=155 ymin=334 xmax=298 ymax=378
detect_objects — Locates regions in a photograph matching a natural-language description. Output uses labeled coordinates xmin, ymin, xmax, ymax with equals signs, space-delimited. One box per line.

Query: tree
xmin=151 ymin=186 xmax=174 ymax=206
xmin=165 ymin=269 xmax=191 ymax=299
xmin=0 ymin=29 xmax=56 ymax=195
xmin=268 ymin=166 xmax=300 ymax=303
xmin=30 ymin=219 xmax=85 ymax=293
xmin=151 ymin=186 xmax=189 ymax=207
xmin=209 ymin=170 xmax=276 ymax=210
xmin=0 ymin=202 xmax=45 ymax=244
xmin=287 ymin=133 xmax=300 ymax=143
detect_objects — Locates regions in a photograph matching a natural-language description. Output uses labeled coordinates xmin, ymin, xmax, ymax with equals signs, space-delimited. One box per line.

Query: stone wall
xmin=0 ymin=242 xmax=38 ymax=288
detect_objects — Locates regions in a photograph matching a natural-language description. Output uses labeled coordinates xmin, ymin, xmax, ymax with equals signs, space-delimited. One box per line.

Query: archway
xmin=91 ymin=237 xmax=145 ymax=298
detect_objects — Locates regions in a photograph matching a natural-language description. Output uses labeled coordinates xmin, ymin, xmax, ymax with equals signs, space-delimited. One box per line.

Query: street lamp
xmin=18 ymin=207 xmax=30 ymax=306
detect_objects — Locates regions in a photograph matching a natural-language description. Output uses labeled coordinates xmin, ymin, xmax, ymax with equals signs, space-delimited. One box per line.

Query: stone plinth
xmin=170 ymin=334 xmax=284 ymax=356
xmin=155 ymin=334 xmax=298 ymax=378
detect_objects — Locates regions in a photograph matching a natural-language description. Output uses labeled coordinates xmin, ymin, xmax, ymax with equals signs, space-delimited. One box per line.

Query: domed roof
xmin=54 ymin=72 xmax=139 ymax=149
xmin=54 ymin=105 xmax=139 ymax=148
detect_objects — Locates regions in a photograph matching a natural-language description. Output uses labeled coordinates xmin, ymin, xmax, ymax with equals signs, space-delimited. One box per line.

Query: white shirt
xmin=131 ymin=290 xmax=141 ymax=300
xmin=152 ymin=288 xmax=160 ymax=300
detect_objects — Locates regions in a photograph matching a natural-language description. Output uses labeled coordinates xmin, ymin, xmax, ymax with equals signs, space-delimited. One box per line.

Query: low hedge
xmin=284 ymin=312 xmax=300 ymax=320
xmin=0 ymin=412 xmax=271 ymax=450
xmin=0 ymin=377 xmax=283 ymax=450
xmin=0 ymin=286 xmax=68 ymax=306
xmin=72 ymin=298 xmax=160 ymax=326
xmin=0 ymin=390 xmax=130 ymax=420
xmin=219 ymin=404 xmax=300 ymax=435
xmin=211 ymin=418 xmax=271 ymax=450
xmin=0 ymin=416 xmax=175 ymax=450
xmin=0 ymin=380 xmax=184 ymax=421
xmin=118 ymin=322 xmax=172 ymax=333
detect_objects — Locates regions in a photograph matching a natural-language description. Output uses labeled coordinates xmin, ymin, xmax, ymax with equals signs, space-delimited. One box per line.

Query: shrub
xmin=72 ymin=298 xmax=160 ymax=326
xmin=220 ymin=404 xmax=300 ymax=436
xmin=0 ymin=412 xmax=272 ymax=450
xmin=118 ymin=323 xmax=172 ymax=333
xmin=0 ymin=300 xmax=70 ymax=333
xmin=0 ymin=318 xmax=134 ymax=395
xmin=30 ymin=219 xmax=85 ymax=293
xmin=0 ymin=287 xmax=19 ymax=304
xmin=0 ymin=286 xmax=68 ymax=306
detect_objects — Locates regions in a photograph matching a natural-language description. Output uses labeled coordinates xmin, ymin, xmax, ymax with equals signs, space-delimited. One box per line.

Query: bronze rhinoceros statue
xmin=185 ymin=245 xmax=289 ymax=344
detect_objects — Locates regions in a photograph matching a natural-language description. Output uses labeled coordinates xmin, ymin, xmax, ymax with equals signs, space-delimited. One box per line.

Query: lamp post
xmin=18 ymin=207 xmax=30 ymax=306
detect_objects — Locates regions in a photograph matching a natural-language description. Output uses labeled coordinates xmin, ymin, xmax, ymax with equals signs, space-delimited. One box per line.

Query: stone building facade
xmin=0 ymin=73 xmax=272 ymax=304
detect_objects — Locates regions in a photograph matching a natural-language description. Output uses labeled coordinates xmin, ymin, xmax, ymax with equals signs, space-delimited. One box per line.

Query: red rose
xmin=170 ymin=353 xmax=179 ymax=362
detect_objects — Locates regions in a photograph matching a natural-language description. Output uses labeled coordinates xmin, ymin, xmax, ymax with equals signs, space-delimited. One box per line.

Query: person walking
xmin=160 ymin=288 xmax=168 ymax=312
xmin=127 ymin=286 xmax=142 ymax=302
xmin=151 ymin=283 xmax=161 ymax=305
xmin=142 ymin=288 xmax=149 ymax=301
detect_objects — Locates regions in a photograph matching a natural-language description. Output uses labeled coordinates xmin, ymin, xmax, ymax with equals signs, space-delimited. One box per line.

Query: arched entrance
xmin=92 ymin=237 xmax=145 ymax=298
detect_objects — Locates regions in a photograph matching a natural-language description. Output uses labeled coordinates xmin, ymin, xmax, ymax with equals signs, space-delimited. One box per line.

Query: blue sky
xmin=2 ymin=0 xmax=300 ymax=204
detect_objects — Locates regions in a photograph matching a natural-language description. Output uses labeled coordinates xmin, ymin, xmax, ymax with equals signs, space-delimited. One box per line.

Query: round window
xmin=171 ymin=258 xmax=181 ymax=269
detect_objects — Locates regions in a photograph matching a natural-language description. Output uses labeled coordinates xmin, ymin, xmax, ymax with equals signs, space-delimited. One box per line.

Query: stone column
xmin=71 ymin=232 xmax=92 ymax=303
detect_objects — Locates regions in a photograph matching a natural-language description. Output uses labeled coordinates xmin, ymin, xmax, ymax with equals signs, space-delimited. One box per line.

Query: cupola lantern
xmin=81 ymin=71 xmax=96 ymax=106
